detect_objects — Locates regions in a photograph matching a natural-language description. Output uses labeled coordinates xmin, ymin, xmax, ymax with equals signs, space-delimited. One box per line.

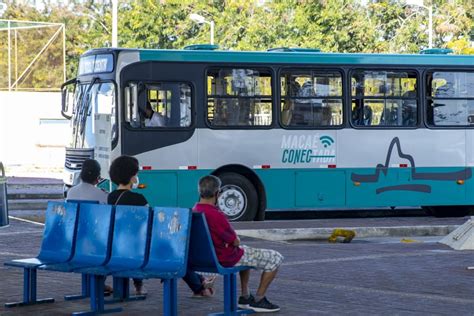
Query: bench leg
xmin=4 ymin=267 xmax=54 ymax=308
xmin=163 ymin=278 xmax=178 ymax=316
xmin=65 ymin=273 xmax=91 ymax=301
xmin=105 ymin=277 xmax=146 ymax=304
xmin=72 ymin=275 xmax=122 ymax=315
xmin=208 ymin=273 xmax=254 ymax=316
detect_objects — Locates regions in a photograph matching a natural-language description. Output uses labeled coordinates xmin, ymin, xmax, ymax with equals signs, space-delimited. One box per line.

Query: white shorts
xmin=234 ymin=245 xmax=283 ymax=272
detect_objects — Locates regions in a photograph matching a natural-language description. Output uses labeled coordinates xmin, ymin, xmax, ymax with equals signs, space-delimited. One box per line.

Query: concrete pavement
xmin=2 ymin=217 xmax=474 ymax=315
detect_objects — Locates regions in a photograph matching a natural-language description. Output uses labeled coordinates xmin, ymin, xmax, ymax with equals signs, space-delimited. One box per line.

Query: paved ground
xmin=233 ymin=216 xmax=467 ymax=230
xmin=2 ymin=217 xmax=474 ymax=315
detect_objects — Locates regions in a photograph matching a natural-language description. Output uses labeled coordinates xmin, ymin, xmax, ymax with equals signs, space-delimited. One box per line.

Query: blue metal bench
xmin=189 ymin=212 xmax=254 ymax=316
xmin=114 ymin=207 xmax=192 ymax=316
xmin=74 ymin=205 xmax=152 ymax=314
xmin=63 ymin=200 xmax=99 ymax=302
xmin=4 ymin=201 xmax=79 ymax=307
xmin=38 ymin=203 xmax=116 ymax=315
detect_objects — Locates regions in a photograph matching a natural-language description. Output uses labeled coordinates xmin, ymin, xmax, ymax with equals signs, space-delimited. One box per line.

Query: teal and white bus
xmin=61 ymin=46 xmax=474 ymax=220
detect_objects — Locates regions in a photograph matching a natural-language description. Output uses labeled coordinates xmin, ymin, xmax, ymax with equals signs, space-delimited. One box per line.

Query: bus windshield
xmin=69 ymin=81 xmax=116 ymax=149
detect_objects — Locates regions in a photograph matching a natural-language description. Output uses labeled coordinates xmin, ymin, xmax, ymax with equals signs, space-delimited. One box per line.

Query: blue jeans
xmin=183 ymin=270 xmax=204 ymax=294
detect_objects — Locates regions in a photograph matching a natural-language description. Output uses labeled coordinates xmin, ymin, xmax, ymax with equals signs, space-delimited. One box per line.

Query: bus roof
xmin=85 ymin=47 xmax=474 ymax=67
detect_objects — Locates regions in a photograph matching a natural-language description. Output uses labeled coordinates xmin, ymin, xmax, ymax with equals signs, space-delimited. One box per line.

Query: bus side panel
xmin=256 ymin=169 xmax=296 ymax=209
xmin=295 ymin=170 xmax=346 ymax=207
xmin=346 ymin=167 xmax=467 ymax=207
xmin=137 ymin=171 xmax=178 ymax=207
xmin=177 ymin=170 xmax=210 ymax=207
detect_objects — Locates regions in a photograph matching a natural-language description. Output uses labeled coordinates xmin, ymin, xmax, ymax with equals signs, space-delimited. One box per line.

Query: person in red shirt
xmin=193 ymin=175 xmax=283 ymax=313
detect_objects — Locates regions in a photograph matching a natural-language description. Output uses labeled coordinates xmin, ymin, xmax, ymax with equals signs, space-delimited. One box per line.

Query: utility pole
xmin=112 ymin=0 xmax=118 ymax=47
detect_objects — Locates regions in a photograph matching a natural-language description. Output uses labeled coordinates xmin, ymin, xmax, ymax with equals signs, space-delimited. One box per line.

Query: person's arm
xmin=215 ymin=212 xmax=239 ymax=247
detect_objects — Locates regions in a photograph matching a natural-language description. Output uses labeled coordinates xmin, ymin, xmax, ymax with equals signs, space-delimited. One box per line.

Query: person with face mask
xmin=108 ymin=155 xmax=148 ymax=295
xmin=107 ymin=155 xmax=215 ymax=297
xmin=194 ymin=175 xmax=283 ymax=313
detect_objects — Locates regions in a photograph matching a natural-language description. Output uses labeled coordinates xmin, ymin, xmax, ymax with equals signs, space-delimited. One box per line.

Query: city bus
xmin=61 ymin=46 xmax=474 ymax=220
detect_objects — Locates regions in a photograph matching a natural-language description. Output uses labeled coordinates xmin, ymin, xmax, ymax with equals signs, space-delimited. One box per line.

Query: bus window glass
xmin=427 ymin=72 xmax=474 ymax=126
xmin=137 ymin=82 xmax=191 ymax=128
xmin=207 ymin=68 xmax=272 ymax=127
xmin=280 ymin=70 xmax=343 ymax=127
xmin=351 ymin=70 xmax=417 ymax=127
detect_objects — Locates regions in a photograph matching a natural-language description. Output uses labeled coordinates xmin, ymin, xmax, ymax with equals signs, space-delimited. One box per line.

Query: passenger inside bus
xmin=402 ymin=89 xmax=417 ymax=126
xmin=351 ymin=103 xmax=372 ymax=126
xmin=281 ymin=77 xmax=300 ymax=126
xmin=144 ymin=101 xmax=166 ymax=127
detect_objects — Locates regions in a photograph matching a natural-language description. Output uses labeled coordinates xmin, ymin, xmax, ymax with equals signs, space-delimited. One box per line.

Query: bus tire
xmin=429 ymin=206 xmax=470 ymax=218
xmin=217 ymin=172 xmax=258 ymax=221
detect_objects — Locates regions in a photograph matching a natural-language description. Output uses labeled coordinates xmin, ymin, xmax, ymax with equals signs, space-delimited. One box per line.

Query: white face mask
xmin=132 ymin=176 xmax=139 ymax=189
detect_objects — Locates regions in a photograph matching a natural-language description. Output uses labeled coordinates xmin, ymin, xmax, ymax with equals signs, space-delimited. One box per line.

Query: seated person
xmin=193 ymin=176 xmax=283 ymax=313
xmin=402 ymin=101 xmax=416 ymax=126
xmin=363 ymin=106 xmax=372 ymax=126
xmin=402 ymin=89 xmax=417 ymax=126
xmin=144 ymin=102 xmax=166 ymax=127
xmin=66 ymin=159 xmax=108 ymax=204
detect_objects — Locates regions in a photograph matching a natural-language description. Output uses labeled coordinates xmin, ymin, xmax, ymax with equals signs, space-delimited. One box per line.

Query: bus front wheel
xmin=217 ymin=172 xmax=258 ymax=221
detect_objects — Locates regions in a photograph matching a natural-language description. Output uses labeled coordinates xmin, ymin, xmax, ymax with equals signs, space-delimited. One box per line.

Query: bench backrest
xmin=73 ymin=203 xmax=114 ymax=266
xmin=66 ymin=199 xmax=99 ymax=204
xmin=38 ymin=201 xmax=78 ymax=262
xmin=188 ymin=212 xmax=224 ymax=274
xmin=107 ymin=205 xmax=151 ymax=269
xmin=146 ymin=207 xmax=191 ymax=277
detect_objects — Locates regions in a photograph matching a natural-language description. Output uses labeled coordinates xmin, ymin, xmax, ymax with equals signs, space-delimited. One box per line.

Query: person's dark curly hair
xmin=109 ymin=155 xmax=139 ymax=186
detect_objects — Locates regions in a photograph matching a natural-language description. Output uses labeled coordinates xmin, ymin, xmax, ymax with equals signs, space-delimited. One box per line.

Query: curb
xmin=236 ymin=225 xmax=460 ymax=241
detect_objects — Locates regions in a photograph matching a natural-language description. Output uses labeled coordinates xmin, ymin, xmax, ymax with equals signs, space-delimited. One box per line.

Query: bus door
xmin=121 ymin=62 xmax=200 ymax=207
xmin=91 ymin=82 xmax=116 ymax=181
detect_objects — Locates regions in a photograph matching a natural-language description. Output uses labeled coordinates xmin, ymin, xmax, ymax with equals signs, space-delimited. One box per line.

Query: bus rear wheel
xmin=424 ymin=206 xmax=470 ymax=217
xmin=217 ymin=172 xmax=258 ymax=221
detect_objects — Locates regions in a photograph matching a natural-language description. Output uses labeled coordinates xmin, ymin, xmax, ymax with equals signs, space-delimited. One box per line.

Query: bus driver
xmin=144 ymin=102 xmax=166 ymax=127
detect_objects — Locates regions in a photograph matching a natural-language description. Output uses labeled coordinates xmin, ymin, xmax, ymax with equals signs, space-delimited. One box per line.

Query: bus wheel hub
xmin=218 ymin=185 xmax=247 ymax=218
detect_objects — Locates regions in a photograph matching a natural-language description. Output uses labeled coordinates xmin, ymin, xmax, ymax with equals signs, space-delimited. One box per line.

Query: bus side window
xmin=281 ymin=70 xmax=343 ymax=128
xmin=129 ymin=82 xmax=192 ymax=129
xmin=207 ymin=68 xmax=272 ymax=127
xmin=351 ymin=70 xmax=417 ymax=127
xmin=427 ymin=71 xmax=474 ymax=127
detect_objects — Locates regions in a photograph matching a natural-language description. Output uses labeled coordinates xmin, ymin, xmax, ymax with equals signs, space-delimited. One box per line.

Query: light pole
xmin=189 ymin=13 xmax=214 ymax=45
xmin=405 ymin=0 xmax=433 ymax=48
xmin=112 ymin=0 xmax=118 ymax=47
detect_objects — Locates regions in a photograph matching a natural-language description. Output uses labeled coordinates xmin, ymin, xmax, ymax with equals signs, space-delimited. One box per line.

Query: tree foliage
xmin=0 ymin=0 xmax=472 ymax=90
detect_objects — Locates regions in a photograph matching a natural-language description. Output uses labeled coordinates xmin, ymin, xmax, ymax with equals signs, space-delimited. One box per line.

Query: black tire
xmin=217 ymin=172 xmax=258 ymax=221
xmin=428 ymin=206 xmax=470 ymax=217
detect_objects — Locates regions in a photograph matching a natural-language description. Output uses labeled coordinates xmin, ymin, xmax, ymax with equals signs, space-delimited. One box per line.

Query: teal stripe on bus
xmin=139 ymin=50 xmax=474 ymax=66
xmin=132 ymin=167 xmax=473 ymax=210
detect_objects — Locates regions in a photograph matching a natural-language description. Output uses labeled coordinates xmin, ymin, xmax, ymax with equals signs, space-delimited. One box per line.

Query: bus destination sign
xmin=78 ymin=54 xmax=114 ymax=75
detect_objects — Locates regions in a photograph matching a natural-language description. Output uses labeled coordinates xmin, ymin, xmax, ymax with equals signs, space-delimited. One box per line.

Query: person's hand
xmin=233 ymin=237 xmax=240 ymax=247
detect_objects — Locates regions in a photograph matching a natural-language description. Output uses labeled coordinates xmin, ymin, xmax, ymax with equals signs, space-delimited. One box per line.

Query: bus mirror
xmin=61 ymin=78 xmax=76 ymax=119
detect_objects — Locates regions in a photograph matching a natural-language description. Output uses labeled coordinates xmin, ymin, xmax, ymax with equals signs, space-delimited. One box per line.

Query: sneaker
xmin=249 ymin=296 xmax=280 ymax=313
xmin=192 ymin=288 xmax=214 ymax=298
xmin=134 ymin=284 xmax=148 ymax=296
xmin=238 ymin=294 xmax=255 ymax=309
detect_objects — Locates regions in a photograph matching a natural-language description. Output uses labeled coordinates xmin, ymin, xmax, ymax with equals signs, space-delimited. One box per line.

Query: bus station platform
xmin=2 ymin=216 xmax=474 ymax=315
